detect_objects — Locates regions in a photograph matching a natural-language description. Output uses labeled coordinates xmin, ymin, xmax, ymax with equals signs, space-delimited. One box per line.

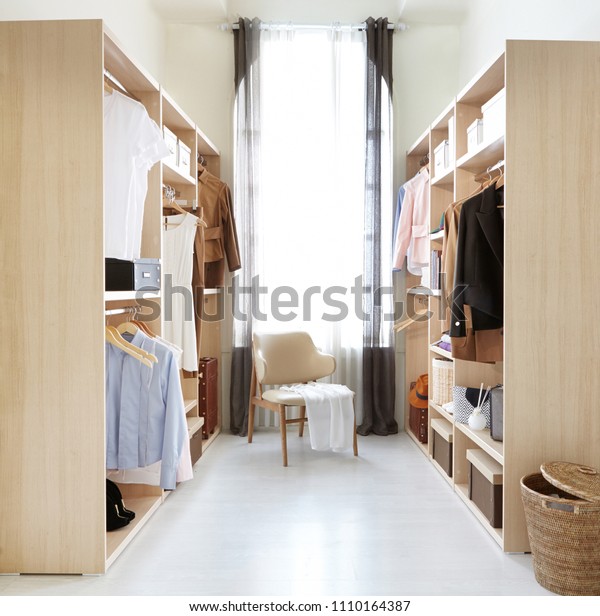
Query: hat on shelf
xmin=409 ymin=374 xmax=429 ymax=409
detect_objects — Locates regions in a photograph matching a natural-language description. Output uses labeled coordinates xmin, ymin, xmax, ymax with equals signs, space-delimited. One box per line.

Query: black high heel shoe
xmin=106 ymin=479 xmax=136 ymax=521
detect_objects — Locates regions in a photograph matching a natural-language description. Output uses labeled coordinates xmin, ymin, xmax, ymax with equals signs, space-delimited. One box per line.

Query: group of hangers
xmin=452 ymin=160 xmax=504 ymax=210
xmin=105 ymin=307 xmax=158 ymax=367
xmin=162 ymin=184 xmax=207 ymax=228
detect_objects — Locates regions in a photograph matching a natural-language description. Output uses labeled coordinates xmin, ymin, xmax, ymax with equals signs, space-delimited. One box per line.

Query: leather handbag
xmin=453 ymin=385 xmax=491 ymax=428
xmin=490 ymin=384 xmax=504 ymax=441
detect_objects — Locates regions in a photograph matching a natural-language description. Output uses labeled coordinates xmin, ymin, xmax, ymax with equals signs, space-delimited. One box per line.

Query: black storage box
xmin=467 ymin=448 xmax=503 ymax=528
xmin=105 ymin=258 xmax=161 ymax=291
xmin=431 ymin=418 xmax=453 ymax=477
xmin=490 ymin=385 xmax=504 ymax=442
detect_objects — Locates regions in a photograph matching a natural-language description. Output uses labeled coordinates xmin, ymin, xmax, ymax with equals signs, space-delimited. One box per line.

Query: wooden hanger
xmin=114 ymin=322 xmax=158 ymax=363
xmin=105 ymin=326 xmax=153 ymax=368
xmin=131 ymin=319 xmax=156 ymax=338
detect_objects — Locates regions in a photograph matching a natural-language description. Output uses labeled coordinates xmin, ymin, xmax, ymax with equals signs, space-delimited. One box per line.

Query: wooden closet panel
xmin=0 ymin=20 xmax=105 ymax=573
xmin=504 ymin=40 xmax=600 ymax=552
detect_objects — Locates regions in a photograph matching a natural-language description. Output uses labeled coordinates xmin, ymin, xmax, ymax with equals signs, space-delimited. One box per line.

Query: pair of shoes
xmin=106 ymin=479 xmax=136 ymax=532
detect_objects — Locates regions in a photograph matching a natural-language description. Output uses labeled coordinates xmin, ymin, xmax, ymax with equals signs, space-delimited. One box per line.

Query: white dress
xmin=162 ymin=213 xmax=198 ymax=372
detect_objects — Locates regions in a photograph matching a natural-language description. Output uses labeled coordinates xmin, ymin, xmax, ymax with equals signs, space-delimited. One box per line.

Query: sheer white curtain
xmin=245 ymin=26 xmax=367 ymax=426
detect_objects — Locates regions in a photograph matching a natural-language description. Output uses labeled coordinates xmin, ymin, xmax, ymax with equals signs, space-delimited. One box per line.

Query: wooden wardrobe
xmin=402 ymin=40 xmax=600 ymax=552
xmin=0 ymin=19 xmax=221 ymax=574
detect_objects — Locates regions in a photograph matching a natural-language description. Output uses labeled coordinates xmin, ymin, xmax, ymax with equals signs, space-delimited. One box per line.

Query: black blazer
xmin=450 ymin=184 xmax=503 ymax=338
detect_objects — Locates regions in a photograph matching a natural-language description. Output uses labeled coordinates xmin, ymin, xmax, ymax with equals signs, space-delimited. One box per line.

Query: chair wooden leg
xmin=279 ymin=405 xmax=288 ymax=467
xmin=353 ymin=402 xmax=359 ymax=457
xmin=247 ymin=369 xmax=256 ymax=444
xmin=298 ymin=405 xmax=306 ymax=437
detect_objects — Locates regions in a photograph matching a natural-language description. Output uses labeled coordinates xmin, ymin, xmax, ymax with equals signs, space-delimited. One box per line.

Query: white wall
xmin=393 ymin=23 xmax=459 ymax=185
xmin=0 ymin=0 xmax=167 ymax=81
xmin=164 ymin=23 xmax=234 ymax=185
xmin=458 ymin=0 xmax=600 ymax=89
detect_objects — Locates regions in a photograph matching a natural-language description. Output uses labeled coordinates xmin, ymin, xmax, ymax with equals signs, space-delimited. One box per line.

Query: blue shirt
xmin=105 ymin=330 xmax=187 ymax=490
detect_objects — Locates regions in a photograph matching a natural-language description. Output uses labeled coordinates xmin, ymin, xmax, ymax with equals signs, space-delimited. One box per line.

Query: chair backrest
xmin=252 ymin=331 xmax=336 ymax=385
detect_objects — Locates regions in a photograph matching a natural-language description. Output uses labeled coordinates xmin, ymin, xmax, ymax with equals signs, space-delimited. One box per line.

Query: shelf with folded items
xmin=454 ymin=421 xmax=504 ymax=465
xmin=429 ymin=344 xmax=453 ymax=360
xmin=429 ymin=400 xmax=454 ymax=423
xmin=454 ymin=484 xmax=503 ymax=546
xmin=430 ymin=230 xmax=444 ymax=242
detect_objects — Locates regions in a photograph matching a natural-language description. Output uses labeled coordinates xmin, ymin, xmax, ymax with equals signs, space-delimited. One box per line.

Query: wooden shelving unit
xmin=402 ymin=40 xmax=600 ymax=553
xmin=0 ymin=18 xmax=224 ymax=575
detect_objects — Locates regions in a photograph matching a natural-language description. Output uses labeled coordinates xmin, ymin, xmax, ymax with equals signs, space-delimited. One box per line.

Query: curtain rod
xmin=219 ymin=21 xmax=408 ymax=32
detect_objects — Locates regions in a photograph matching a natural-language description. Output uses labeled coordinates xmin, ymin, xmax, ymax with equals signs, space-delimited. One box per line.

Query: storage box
xmin=432 ymin=358 xmax=453 ymax=406
xmin=163 ymin=126 xmax=178 ymax=167
xmin=433 ymin=140 xmax=449 ymax=177
xmin=199 ymin=357 xmax=218 ymax=438
xmin=190 ymin=427 xmax=202 ymax=466
xmin=481 ymin=88 xmax=505 ymax=143
xmin=105 ymin=258 xmax=161 ymax=291
xmin=431 ymin=418 xmax=453 ymax=477
xmin=490 ymin=385 xmax=504 ymax=442
xmin=409 ymin=382 xmax=428 ymax=444
xmin=467 ymin=119 xmax=483 ymax=152
xmin=467 ymin=448 xmax=503 ymax=528
xmin=177 ymin=140 xmax=192 ymax=177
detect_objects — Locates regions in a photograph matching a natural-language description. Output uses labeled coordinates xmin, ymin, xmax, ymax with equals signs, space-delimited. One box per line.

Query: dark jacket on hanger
xmin=450 ymin=184 xmax=504 ymax=340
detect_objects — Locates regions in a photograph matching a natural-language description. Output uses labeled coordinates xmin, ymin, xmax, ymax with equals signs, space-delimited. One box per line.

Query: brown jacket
xmin=197 ymin=168 xmax=242 ymax=288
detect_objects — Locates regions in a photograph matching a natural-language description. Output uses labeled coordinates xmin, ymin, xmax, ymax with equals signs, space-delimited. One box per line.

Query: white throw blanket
xmin=283 ymin=383 xmax=354 ymax=452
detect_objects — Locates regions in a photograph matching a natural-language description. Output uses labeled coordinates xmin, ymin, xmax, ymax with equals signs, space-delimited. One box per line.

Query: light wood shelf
xmin=187 ymin=416 xmax=204 ymax=437
xmin=431 ymin=166 xmax=453 ymax=187
xmin=429 ymin=344 xmax=453 ymax=360
xmin=429 ymin=400 xmax=454 ymax=423
xmin=184 ymin=399 xmax=198 ymax=414
xmin=431 ymin=457 xmax=454 ymax=487
xmin=104 ymin=291 xmax=160 ymax=302
xmin=405 ymin=428 xmax=429 ymax=457
xmin=163 ymin=158 xmax=196 ymax=186
xmin=105 ymin=495 xmax=163 ymax=568
xmin=455 ymin=422 xmax=504 ymax=465
xmin=455 ymin=484 xmax=503 ymax=547
xmin=456 ymin=135 xmax=504 ymax=173
xmin=430 ymin=230 xmax=444 ymax=242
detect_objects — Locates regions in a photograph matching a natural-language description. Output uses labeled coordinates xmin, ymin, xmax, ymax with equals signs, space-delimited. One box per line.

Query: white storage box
xmin=467 ymin=119 xmax=484 ymax=153
xmin=433 ymin=140 xmax=449 ymax=177
xmin=163 ymin=126 xmax=178 ymax=168
xmin=481 ymin=88 xmax=505 ymax=143
xmin=177 ymin=140 xmax=192 ymax=177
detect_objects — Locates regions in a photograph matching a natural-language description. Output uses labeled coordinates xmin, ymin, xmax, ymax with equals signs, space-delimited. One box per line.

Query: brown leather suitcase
xmin=408 ymin=381 xmax=428 ymax=444
xmin=199 ymin=357 xmax=218 ymax=438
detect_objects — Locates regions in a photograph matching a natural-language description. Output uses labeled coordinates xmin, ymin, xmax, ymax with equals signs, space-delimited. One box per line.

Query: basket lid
xmin=540 ymin=461 xmax=600 ymax=502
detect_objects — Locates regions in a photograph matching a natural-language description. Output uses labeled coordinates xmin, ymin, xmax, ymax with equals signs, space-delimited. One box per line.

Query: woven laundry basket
xmin=431 ymin=358 xmax=453 ymax=406
xmin=520 ymin=462 xmax=600 ymax=595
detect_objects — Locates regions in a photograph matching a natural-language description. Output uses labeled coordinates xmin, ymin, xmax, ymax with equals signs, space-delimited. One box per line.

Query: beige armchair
xmin=248 ymin=331 xmax=358 ymax=466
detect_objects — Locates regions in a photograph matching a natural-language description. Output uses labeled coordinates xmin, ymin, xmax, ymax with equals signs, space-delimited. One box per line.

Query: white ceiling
xmin=150 ymin=0 xmax=472 ymax=25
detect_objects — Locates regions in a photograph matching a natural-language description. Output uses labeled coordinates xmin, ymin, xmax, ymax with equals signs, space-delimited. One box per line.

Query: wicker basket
xmin=431 ymin=358 xmax=453 ymax=406
xmin=521 ymin=464 xmax=600 ymax=595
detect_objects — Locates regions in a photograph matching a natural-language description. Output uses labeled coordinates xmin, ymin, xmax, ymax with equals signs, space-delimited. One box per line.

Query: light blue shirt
xmin=105 ymin=330 xmax=187 ymax=490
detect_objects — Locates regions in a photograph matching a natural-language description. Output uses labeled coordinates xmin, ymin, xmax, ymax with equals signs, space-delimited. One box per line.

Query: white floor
xmin=0 ymin=431 xmax=551 ymax=597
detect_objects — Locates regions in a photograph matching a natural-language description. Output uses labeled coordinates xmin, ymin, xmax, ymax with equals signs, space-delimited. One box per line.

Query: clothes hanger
xmin=105 ymin=326 xmax=153 ymax=368
xmin=130 ymin=306 xmax=157 ymax=338
xmin=114 ymin=319 xmax=158 ymax=363
xmin=163 ymin=185 xmax=207 ymax=228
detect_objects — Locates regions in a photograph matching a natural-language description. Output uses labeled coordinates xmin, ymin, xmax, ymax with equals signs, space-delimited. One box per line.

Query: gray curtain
xmin=230 ymin=18 xmax=262 ymax=436
xmin=358 ymin=17 xmax=397 ymax=436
